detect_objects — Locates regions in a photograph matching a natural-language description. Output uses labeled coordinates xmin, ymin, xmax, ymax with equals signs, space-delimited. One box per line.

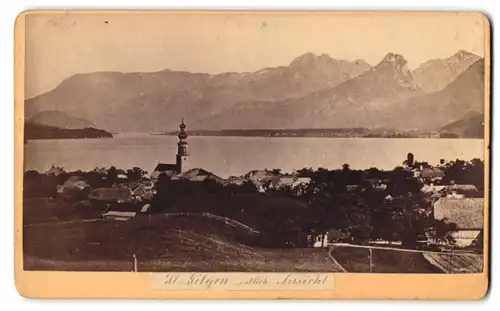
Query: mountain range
xmin=375 ymin=59 xmax=485 ymax=131
xmin=25 ymin=50 xmax=486 ymax=137
xmin=439 ymin=111 xmax=485 ymax=139
xmin=28 ymin=110 xmax=94 ymax=129
xmin=412 ymin=50 xmax=481 ymax=93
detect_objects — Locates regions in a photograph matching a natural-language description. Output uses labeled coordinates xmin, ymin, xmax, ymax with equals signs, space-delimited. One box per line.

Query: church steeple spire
xmin=178 ymin=117 xmax=187 ymax=140
xmin=176 ymin=118 xmax=189 ymax=173
xmin=177 ymin=118 xmax=187 ymax=145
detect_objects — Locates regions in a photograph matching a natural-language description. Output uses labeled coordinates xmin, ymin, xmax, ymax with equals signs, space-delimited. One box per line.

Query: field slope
xmin=330 ymin=246 xmax=442 ymax=273
xmin=24 ymin=215 xmax=339 ymax=272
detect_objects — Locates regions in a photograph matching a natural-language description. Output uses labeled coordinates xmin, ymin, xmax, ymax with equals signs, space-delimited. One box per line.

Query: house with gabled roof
xmin=131 ymin=184 xmax=153 ymax=201
xmin=171 ymin=168 xmax=223 ymax=183
xmin=102 ymin=211 xmax=137 ymax=222
xmin=419 ymin=167 xmax=446 ymax=183
xmin=45 ymin=165 xmax=65 ymax=176
xmin=421 ymin=184 xmax=447 ymax=195
xmin=89 ymin=187 xmax=133 ymax=203
xmin=433 ymin=198 xmax=484 ymax=247
xmin=223 ymin=176 xmax=246 ymax=186
xmin=101 ymin=201 xmax=151 ymax=221
xmin=150 ymin=163 xmax=179 ymax=181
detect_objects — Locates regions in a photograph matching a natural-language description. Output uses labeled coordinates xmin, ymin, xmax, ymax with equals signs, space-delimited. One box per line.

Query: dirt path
xmin=328 ymin=246 xmax=347 ymax=272
xmin=24 ymin=218 xmax=102 ymax=228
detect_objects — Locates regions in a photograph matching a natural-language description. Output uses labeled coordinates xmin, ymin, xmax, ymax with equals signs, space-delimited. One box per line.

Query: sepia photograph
xmin=18 ymin=11 xmax=488 ymax=280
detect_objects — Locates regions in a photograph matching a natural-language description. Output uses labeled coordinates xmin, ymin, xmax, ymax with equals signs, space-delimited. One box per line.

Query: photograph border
xmin=14 ymin=9 xmax=491 ymax=299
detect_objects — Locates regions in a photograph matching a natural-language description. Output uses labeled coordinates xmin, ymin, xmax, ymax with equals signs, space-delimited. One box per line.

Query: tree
xmin=388 ymin=194 xmax=430 ymax=247
xmin=327 ymin=229 xmax=348 ymax=243
xmin=24 ymin=170 xmax=40 ymax=179
xmin=126 ymin=167 xmax=147 ymax=181
xmin=464 ymin=158 xmax=485 ymax=192
xmin=23 ymin=174 xmax=57 ymax=199
xmin=388 ymin=167 xmax=423 ymax=196
xmin=441 ymin=158 xmax=484 ymax=191
xmin=238 ymin=181 xmax=258 ymax=194
xmin=425 ymin=219 xmax=458 ymax=245
xmin=297 ymin=167 xmax=314 ymax=177
xmin=270 ymin=168 xmax=282 ymax=175
xmin=366 ymin=167 xmax=379 ymax=179
xmin=200 ymin=178 xmax=225 ymax=195
xmin=106 ymin=166 xmax=118 ymax=185
xmin=83 ymin=171 xmax=106 ymax=189
xmin=345 ymin=200 xmax=372 ymax=243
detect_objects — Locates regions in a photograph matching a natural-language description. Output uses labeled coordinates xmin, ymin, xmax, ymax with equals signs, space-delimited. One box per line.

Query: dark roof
xmin=102 ymin=211 xmax=136 ymax=218
xmin=62 ymin=176 xmax=89 ymax=189
xmin=421 ymin=167 xmax=445 ymax=178
xmin=449 ymin=184 xmax=479 ymax=192
xmin=172 ymin=168 xmax=223 ymax=182
xmin=132 ymin=184 xmax=152 ymax=197
xmin=46 ymin=166 xmax=65 ymax=176
xmin=121 ymin=181 xmax=140 ymax=189
xmin=89 ymin=187 xmax=133 ymax=202
xmin=244 ymin=169 xmax=276 ymax=179
xmin=154 ymin=163 xmax=178 ymax=172
xmin=65 ymin=175 xmax=86 ymax=183
xmin=106 ymin=202 xmax=142 ymax=213
xmin=223 ymin=176 xmax=246 ymax=185
xmin=433 ymin=198 xmax=484 ymax=229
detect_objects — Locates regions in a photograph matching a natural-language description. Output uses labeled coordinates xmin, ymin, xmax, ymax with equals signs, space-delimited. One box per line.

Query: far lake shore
xmin=24 ymin=134 xmax=485 ymax=179
xmin=156 ymin=133 xmax=482 ymax=139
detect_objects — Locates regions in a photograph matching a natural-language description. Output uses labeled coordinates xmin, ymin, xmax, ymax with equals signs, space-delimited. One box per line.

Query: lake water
xmin=24 ymin=134 xmax=485 ymax=178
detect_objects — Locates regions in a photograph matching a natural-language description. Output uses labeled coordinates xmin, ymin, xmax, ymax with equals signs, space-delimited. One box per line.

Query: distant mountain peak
xmin=413 ymin=50 xmax=482 ymax=93
xmin=289 ymin=52 xmax=371 ymax=72
xmin=26 ymin=51 xmax=373 ymax=132
xmin=295 ymin=52 xmax=316 ymax=58
xmin=454 ymin=49 xmax=480 ymax=61
xmin=382 ymin=52 xmax=406 ymax=62
xmin=370 ymin=53 xmax=419 ymax=90
xmin=289 ymin=52 xmax=332 ymax=67
xmin=380 ymin=53 xmax=408 ymax=68
xmin=319 ymin=53 xmax=333 ymax=61
xmin=355 ymin=59 xmax=371 ymax=67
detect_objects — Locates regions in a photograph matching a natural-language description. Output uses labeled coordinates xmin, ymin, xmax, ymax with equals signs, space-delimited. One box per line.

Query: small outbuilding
xmin=60 ymin=175 xmax=90 ymax=199
xmin=171 ymin=168 xmax=223 ymax=183
xmin=420 ymin=167 xmax=446 ymax=182
xmin=151 ymin=163 xmax=179 ymax=179
xmin=89 ymin=187 xmax=133 ymax=203
xmin=433 ymin=198 xmax=484 ymax=247
xmin=312 ymin=233 xmax=328 ymax=248
xmin=102 ymin=211 xmax=137 ymax=222
xmin=45 ymin=165 xmax=65 ymax=177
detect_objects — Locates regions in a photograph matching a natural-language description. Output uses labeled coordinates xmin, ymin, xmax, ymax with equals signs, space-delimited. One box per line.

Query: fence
xmin=329 ymin=243 xmax=483 ymax=273
xmin=161 ymin=212 xmax=260 ymax=234
xmin=129 ymin=212 xmax=260 ymax=272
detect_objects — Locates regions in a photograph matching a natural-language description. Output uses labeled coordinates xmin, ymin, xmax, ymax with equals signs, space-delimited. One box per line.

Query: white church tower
xmin=175 ymin=118 xmax=189 ymax=173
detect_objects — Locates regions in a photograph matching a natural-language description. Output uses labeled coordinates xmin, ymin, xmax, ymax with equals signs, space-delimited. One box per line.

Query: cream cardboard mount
xmin=14 ymin=10 xmax=491 ymax=299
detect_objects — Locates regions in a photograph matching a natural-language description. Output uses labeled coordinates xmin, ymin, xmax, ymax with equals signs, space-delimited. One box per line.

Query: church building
xmin=150 ymin=119 xmax=189 ymax=181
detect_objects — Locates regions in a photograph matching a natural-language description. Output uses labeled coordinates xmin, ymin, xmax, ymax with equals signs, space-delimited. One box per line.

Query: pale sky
xmin=24 ymin=12 xmax=487 ymax=99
